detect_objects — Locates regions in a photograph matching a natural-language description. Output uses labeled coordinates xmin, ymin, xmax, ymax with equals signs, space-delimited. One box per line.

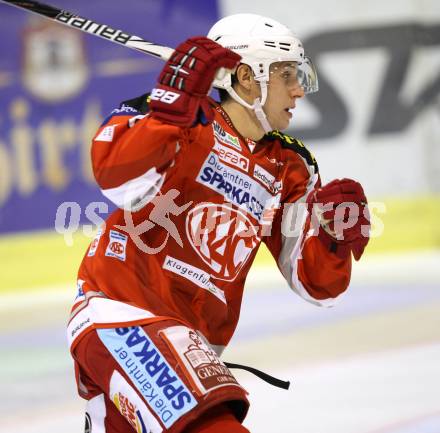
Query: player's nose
xmin=292 ymin=84 xmax=305 ymax=98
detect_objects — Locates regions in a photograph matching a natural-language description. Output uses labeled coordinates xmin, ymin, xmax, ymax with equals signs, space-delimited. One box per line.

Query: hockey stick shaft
xmin=0 ymin=0 xmax=174 ymax=60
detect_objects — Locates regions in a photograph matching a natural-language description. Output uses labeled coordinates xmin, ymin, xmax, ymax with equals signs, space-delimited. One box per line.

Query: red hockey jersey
xmin=69 ymin=96 xmax=351 ymax=354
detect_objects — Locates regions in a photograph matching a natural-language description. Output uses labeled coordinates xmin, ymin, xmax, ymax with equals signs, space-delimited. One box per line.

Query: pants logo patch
xmin=161 ymin=326 xmax=242 ymax=395
xmin=98 ymin=327 xmax=196 ymax=429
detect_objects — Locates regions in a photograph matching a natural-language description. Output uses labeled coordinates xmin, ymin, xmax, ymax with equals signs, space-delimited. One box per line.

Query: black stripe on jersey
xmin=119 ymin=93 xmax=151 ymax=114
xmin=99 ymin=93 xmax=151 ymax=127
xmin=266 ymin=130 xmax=319 ymax=174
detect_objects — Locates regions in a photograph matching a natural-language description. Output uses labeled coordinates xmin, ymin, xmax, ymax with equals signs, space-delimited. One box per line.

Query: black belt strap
xmin=225 ymin=362 xmax=291 ymax=390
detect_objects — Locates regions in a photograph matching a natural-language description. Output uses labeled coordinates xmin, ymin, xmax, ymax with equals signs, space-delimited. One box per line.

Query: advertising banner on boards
xmin=0 ymin=0 xmax=219 ymax=233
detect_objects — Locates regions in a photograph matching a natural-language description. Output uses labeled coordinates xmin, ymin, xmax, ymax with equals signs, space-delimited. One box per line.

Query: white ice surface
xmin=1 ymin=251 xmax=439 ymax=433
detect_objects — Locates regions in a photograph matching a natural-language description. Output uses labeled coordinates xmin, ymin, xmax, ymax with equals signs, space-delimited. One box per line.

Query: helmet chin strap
xmin=252 ymin=99 xmax=273 ymax=134
xmin=224 ymin=80 xmax=273 ymax=134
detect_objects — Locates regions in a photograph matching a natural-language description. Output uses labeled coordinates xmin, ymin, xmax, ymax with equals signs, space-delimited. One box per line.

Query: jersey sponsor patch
xmin=213 ymin=140 xmax=249 ymax=172
xmin=110 ymin=370 xmax=162 ymax=433
xmin=163 ymin=256 xmax=226 ymax=304
xmin=75 ymin=279 xmax=86 ymax=302
xmin=105 ymin=230 xmax=128 ymax=261
xmin=185 ymin=203 xmax=259 ymax=281
xmin=161 ymin=326 xmax=241 ymax=395
xmin=95 ymin=125 xmax=115 ymax=142
xmin=97 ymin=327 xmax=197 ymax=429
xmin=212 ymin=121 xmax=241 ymax=151
xmin=69 ymin=316 xmax=92 ymax=341
xmin=88 ymin=227 xmax=103 ymax=257
xmin=196 ymin=152 xmax=280 ymax=222
xmin=253 ymin=164 xmax=283 ymax=194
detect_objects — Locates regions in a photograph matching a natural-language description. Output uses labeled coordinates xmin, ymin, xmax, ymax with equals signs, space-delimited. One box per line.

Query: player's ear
xmin=235 ymin=64 xmax=254 ymax=91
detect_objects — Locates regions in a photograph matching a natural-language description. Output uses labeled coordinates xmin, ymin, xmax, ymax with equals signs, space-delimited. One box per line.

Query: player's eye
xmin=281 ymin=70 xmax=298 ymax=86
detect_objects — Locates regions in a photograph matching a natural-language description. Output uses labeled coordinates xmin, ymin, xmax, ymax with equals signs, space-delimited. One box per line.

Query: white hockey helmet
xmin=207 ymin=13 xmax=318 ymax=132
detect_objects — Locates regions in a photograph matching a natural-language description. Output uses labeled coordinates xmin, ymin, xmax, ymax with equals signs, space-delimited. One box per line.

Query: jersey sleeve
xmin=91 ymin=93 xmax=197 ymax=210
xmin=262 ymin=133 xmax=351 ymax=307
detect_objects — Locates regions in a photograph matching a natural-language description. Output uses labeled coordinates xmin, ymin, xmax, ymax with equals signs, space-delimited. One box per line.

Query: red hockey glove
xmin=149 ymin=37 xmax=241 ymax=127
xmin=307 ymin=178 xmax=370 ymax=261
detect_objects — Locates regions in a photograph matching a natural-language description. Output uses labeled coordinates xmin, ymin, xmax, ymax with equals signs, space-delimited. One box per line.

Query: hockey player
xmin=68 ymin=13 xmax=370 ymax=433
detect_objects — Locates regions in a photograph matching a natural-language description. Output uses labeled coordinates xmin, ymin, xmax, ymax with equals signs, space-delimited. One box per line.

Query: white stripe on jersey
xmin=101 ymin=166 xmax=165 ymax=211
xmin=277 ymin=172 xmax=343 ymax=307
xmin=67 ymin=296 xmax=157 ymax=349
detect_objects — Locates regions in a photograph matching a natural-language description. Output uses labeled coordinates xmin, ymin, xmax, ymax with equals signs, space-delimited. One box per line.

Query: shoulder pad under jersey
xmin=119 ymin=92 xmax=151 ymax=114
xmin=266 ymin=130 xmax=319 ymax=174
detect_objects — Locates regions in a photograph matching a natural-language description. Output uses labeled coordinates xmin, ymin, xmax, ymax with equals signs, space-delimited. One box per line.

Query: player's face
xmin=264 ymin=62 xmax=305 ymax=130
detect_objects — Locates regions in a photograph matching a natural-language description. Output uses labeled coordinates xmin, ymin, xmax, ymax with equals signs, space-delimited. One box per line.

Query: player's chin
xmin=273 ymin=110 xmax=292 ymax=131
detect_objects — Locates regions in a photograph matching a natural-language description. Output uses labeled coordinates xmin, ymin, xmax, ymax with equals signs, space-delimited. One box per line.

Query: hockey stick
xmin=1 ymin=0 xmax=235 ymax=83
xmin=0 ymin=0 xmax=174 ymax=60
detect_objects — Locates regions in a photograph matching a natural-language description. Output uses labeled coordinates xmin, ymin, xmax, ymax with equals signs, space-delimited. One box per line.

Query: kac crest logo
xmin=185 ymin=203 xmax=260 ymax=281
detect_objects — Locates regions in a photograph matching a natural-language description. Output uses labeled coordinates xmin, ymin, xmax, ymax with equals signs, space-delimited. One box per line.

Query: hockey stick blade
xmin=0 ymin=0 xmax=174 ymax=60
